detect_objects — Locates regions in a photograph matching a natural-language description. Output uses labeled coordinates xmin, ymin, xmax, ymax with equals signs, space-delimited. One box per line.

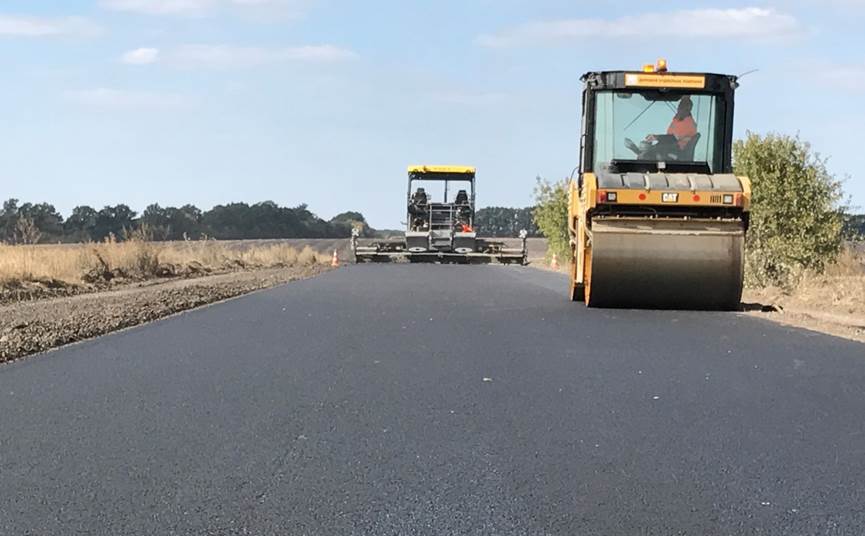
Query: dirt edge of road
xmin=527 ymin=261 xmax=865 ymax=345
xmin=0 ymin=265 xmax=331 ymax=364
xmin=742 ymin=289 xmax=865 ymax=345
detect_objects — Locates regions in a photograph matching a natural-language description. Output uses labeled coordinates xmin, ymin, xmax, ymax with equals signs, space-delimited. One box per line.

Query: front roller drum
xmin=585 ymin=219 xmax=745 ymax=310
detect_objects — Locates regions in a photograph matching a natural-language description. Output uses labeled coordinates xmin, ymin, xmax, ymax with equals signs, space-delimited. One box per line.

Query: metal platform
xmin=352 ymin=234 xmax=528 ymax=265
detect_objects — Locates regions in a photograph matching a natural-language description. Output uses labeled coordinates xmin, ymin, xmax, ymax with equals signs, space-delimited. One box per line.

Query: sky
xmin=1 ymin=0 xmax=864 ymax=228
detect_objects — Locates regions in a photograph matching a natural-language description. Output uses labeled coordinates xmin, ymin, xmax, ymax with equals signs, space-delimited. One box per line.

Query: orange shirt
xmin=667 ymin=116 xmax=697 ymax=149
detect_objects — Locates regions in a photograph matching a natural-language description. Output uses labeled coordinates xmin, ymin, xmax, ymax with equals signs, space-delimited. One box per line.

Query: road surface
xmin=2 ymin=265 xmax=864 ymax=535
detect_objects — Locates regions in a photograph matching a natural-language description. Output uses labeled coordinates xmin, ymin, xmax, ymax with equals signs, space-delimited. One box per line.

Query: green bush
xmin=475 ymin=207 xmax=540 ymax=237
xmin=532 ymin=177 xmax=570 ymax=262
xmin=843 ymin=214 xmax=865 ymax=241
xmin=734 ymin=133 xmax=846 ymax=288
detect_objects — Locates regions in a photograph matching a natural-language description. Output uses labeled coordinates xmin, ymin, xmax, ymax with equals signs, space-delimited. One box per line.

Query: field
xmin=0 ymin=239 xmax=340 ymax=361
xmin=0 ymin=238 xmax=338 ymax=302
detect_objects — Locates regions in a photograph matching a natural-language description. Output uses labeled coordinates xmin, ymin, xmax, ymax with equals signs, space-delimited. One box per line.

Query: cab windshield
xmin=592 ymin=90 xmax=721 ymax=172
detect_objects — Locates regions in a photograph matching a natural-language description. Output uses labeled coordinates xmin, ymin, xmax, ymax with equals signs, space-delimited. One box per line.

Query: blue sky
xmin=2 ymin=0 xmax=864 ymax=228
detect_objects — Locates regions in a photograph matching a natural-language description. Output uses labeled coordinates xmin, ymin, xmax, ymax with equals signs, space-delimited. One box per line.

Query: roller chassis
xmin=569 ymin=64 xmax=751 ymax=309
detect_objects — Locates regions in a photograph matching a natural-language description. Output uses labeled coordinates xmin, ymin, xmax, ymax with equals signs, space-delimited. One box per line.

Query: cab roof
xmin=408 ymin=165 xmax=476 ymax=175
xmin=581 ymin=71 xmax=738 ymax=94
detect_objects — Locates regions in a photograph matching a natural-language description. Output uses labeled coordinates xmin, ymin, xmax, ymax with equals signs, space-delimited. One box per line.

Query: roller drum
xmin=587 ymin=218 xmax=745 ymax=310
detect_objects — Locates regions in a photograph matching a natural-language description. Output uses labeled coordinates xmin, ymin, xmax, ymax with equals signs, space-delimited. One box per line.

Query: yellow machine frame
xmin=569 ymin=174 xmax=752 ymax=301
xmin=568 ymin=60 xmax=751 ymax=309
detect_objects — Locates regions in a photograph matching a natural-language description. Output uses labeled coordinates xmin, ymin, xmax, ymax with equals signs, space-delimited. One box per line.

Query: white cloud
xmin=100 ymin=0 xmax=309 ymax=17
xmin=477 ymin=7 xmax=801 ymax=47
xmin=171 ymin=44 xmax=357 ymax=68
xmin=122 ymin=47 xmax=160 ymax=65
xmin=68 ymin=88 xmax=187 ymax=110
xmin=0 ymin=15 xmax=100 ymax=38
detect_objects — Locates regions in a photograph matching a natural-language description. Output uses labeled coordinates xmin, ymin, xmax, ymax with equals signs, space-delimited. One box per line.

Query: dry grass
xmin=0 ymin=238 xmax=325 ymax=286
xmin=745 ymin=245 xmax=864 ymax=314
xmin=743 ymin=245 xmax=865 ymax=343
xmin=783 ymin=247 xmax=865 ymax=313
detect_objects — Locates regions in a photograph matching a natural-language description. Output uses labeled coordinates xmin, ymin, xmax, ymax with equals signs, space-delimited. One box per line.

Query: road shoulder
xmin=0 ymin=265 xmax=331 ymax=364
xmin=526 ymin=260 xmax=865 ymax=345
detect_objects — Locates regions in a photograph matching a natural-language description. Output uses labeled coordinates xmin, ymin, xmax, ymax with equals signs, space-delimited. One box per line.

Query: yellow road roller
xmin=569 ymin=60 xmax=751 ymax=309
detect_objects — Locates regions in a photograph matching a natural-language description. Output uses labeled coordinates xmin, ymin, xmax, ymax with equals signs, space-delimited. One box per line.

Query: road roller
xmin=569 ymin=60 xmax=751 ymax=309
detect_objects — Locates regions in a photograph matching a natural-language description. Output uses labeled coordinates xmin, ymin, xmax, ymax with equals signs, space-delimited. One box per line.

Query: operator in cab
xmin=647 ymin=96 xmax=697 ymax=150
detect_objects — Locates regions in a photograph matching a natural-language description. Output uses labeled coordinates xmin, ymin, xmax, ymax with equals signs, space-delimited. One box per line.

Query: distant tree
xmin=475 ymin=207 xmax=540 ymax=237
xmin=532 ymin=177 xmax=570 ymax=261
xmin=475 ymin=207 xmax=509 ymax=236
xmin=201 ymin=203 xmax=250 ymax=239
xmin=141 ymin=203 xmax=168 ymax=228
xmin=13 ymin=216 xmax=42 ymax=244
xmin=0 ymin=200 xmax=64 ymax=243
xmin=734 ymin=133 xmax=846 ymax=288
xmin=166 ymin=204 xmax=204 ymax=240
xmin=843 ymin=214 xmax=865 ymax=240
xmin=17 ymin=202 xmax=64 ymax=242
xmin=94 ymin=204 xmax=137 ymax=240
xmin=198 ymin=201 xmax=356 ymax=240
xmin=287 ymin=203 xmax=329 ymax=238
xmin=0 ymin=199 xmax=20 ymax=243
xmin=64 ymin=206 xmax=98 ymax=242
xmin=1 ymin=198 xmax=17 ymax=215
xmin=141 ymin=204 xmax=178 ymax=240
xmin=330 ymin=211 xmax=372 ymax=237
xmin=330 ymin=211 xmax=365 ymax=223
xmin=253 ymin=201 xmax=294 ymax=238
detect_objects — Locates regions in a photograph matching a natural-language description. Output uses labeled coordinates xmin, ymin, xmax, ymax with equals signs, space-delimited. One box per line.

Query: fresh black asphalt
xmin=1 ymin=265 xmax=864 ymax=535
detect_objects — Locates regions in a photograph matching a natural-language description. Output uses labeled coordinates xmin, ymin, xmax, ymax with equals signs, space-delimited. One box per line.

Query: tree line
xmin=0 ymin=199 xmax=544 ymax=244
xmin=7 ymin=186 xmax=851 ymax=247
xmin=0 ymin=200 xmax=373 ymax=244
xmin=474 ymin=207 xmax=541 ymax=237
xmin=847 ymin=214 xmax=865 ymax=238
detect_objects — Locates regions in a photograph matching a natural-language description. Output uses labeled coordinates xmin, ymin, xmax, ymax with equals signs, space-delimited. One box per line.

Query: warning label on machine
xmin=624 ymin=74 xmax=706 ymax=89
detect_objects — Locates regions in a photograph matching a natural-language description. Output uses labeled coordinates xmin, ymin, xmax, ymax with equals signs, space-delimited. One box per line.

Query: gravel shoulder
xmin=0 ymin=265 xmax=330 ymax=363
xmin=527 ymin=261 xmax=865 ymax=344
xmin=743 ymin=287 xmax=865 ymax=344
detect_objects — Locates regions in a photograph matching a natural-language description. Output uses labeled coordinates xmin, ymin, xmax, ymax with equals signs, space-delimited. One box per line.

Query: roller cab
xmin=569 ymin=60 xmax=750 ymax=309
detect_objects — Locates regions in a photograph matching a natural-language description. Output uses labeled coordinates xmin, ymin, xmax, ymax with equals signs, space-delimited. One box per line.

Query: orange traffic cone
xmin=331 ymin=249 xmax=340 ymax=268
xmin=550 ymin=253 xmax=559 ymax=271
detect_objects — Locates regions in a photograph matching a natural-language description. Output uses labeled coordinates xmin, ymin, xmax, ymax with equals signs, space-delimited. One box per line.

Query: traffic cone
xmin=331 ymin=249 xmax=340 ymax=268
xmin=550 ymin=253 xmax=559 ymax=270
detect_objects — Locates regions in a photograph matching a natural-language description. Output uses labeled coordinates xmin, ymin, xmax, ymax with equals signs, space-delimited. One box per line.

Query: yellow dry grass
xmin=785 ymin=247 xmax=865 ymax=314
xmin=745 ymin=246 xmax=864 ymax=311
xmin=0 ymin=239 xmax=325 ymax=285
xmin=743 ymin=246 xmax=865 ymax=343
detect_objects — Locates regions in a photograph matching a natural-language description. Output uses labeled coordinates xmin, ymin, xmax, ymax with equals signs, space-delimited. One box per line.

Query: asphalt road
xmin=2 ymin=265 xmax=865 ymax=535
